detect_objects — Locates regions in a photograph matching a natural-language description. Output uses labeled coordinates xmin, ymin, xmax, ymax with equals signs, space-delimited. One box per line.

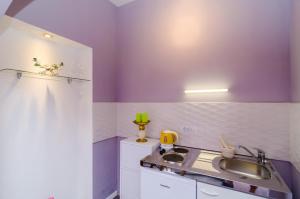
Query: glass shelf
xmin=0 ymin=68 xmax=91 ymax=84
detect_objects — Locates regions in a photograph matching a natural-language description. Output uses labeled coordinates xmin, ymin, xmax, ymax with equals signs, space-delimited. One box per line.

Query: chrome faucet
xmin=238 ymin=145 xmax=267 ymax=164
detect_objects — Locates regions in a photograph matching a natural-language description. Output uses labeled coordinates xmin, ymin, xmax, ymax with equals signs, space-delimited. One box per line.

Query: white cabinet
xmin=197 ymin=182 xmax=266 ymax=199
xmin=120 ymin=137 xmax=159 ymax=199
xmin=140 ymin=169 xmax=266 ymax=199
xmin=141 ymin=167 xmax=197 ymax=199
xmin=120 ymin=168 xmax=140 ymax=199
xmin=121 ymin=137 xmax=267 ymax=199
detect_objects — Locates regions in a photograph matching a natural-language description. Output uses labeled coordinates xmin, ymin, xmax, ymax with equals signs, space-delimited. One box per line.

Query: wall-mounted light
xmin=184 ymin=88 xmax=229 ymax=94
xmin=43 ymin=33 xmax=53 ymax=39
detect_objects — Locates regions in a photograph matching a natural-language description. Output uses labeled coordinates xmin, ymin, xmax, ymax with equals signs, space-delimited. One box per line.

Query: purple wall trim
xmin=93 ymin=137 xmax=118 ymax=199
xmin=116 ymin=0 xmax=291 ymax=102
xmin=7 ymin=0 xmax=117 ymax=102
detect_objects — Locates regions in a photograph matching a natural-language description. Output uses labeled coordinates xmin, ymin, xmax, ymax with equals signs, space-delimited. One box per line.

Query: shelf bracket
xmin=17 ymin=72 xmax=22 ymax=79
xmin=67 ymin=78 xmax=73 ymax=84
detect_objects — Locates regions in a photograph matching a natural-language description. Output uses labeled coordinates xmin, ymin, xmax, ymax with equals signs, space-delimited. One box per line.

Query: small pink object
xmin=48 ymin=197 xmax=54 ymax=199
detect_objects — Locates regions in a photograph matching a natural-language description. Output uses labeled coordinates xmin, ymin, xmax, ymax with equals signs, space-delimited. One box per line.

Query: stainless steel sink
xmin=219 ymin=158 xmax=272 ymax=180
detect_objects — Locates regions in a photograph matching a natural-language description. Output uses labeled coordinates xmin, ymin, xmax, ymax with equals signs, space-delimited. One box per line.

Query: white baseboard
xmin=106 ymin=191 xmax=118 ymax=199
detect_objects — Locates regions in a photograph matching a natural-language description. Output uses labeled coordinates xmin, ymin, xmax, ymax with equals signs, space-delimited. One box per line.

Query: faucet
xmin=238 ymin=145 xmax=267 ymax=164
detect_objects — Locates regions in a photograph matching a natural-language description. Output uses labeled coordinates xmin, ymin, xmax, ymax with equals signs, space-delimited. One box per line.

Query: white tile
xmin=93 ymin=102 xmax=117 ymax=142
xmin=290 ymin=103 xmax=300 ymax=171
xmin=117 ymin=103 xmax=290 ymax=161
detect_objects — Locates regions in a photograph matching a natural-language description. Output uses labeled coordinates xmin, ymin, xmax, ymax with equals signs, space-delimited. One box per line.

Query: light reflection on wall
xmin=170 ymin=16 xmax=201 ymax=48
xmin=168 ymin=0 xmax=202 ymax=48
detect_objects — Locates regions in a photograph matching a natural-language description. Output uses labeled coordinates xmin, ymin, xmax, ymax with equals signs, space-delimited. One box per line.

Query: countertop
xmin=141 ymin=146 xmax=292 ymax=199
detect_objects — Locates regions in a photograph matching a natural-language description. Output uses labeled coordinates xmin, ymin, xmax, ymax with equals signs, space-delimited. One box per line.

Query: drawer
xmin=197 ymin=182 xmax=266 ymax=199
xmin=141 ymin=167 xmax=196 ymax=199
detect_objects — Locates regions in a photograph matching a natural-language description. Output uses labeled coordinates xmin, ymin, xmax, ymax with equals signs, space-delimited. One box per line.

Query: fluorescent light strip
xmin=184 ymin=89 xmax=229 ymax=94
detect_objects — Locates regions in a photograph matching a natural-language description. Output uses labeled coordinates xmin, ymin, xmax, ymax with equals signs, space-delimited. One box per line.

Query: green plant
xmin=33 ymin=58 xmax=64 ymax=76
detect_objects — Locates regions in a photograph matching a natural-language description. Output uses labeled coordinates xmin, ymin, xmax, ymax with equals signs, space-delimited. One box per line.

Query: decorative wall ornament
xmin=33 ymin=57 xmax=64 ymax=76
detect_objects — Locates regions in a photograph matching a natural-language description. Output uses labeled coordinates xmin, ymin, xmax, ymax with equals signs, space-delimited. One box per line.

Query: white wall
xmin=0 ymin=16 xmax=92 ymax=199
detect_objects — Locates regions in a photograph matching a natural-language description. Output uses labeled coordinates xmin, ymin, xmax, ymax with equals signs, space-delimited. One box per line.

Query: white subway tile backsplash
xmin=93 ymin=102 xmax=297 ymax=163
xmin=290 ymin=103 xmax=300 ymax=172
xmin=93 ymin=103 xmax=117 ymax=142
xmin=116 ymin=103 xmax=290 ymax=161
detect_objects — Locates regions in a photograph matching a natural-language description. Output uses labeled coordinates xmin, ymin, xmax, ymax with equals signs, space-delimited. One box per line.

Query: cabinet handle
xmin=160 ymin=184 xmax=170 ymax=189
xmin=199 ymin=189 xmax=219 ymax=197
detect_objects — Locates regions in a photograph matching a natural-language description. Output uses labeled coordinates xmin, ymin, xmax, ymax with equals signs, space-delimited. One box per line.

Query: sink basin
xmin=219 ymin=158 xmax=272 ymax=180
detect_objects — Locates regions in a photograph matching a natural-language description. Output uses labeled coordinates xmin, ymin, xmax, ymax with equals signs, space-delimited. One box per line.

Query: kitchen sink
xmin=219 ymin=158 xmax=272 ymax=180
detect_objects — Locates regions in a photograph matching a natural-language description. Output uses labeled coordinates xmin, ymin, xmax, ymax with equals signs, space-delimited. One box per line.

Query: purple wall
xmin=7 ymin=0 xmax=291 ymax=103
xmin=291 ymin=1 xmax=300 ymax=198
xmin=7 ymin=0 xmax=117 ymax=102
xmin=0 ymin=0 xmax=12 ymax=16
xmin=93 ymin=137 xmax=118 ymax=199
xmin=272 ymin=160 xmax=293 ymax=191
xmin=270 ymin=161 xmax=300 ymax=199
xmin=291 ymin=0 xmax=300 ymax=102
xmin=116 ymin=0 xmax=291 ymax=102
xmin=292 ymin=166 xmax=300 ymax=199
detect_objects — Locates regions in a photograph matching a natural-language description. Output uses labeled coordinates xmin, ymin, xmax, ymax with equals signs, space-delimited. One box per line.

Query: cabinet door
xmin=141 ymin=167 xmax=196 ymax=199
xmin=197 ymin=182 xmax=266 ymax=199
xmin=120 ymin=143 xmax=151 ymax=170
xmin=120 ymin=168 xmax=140 ymax=199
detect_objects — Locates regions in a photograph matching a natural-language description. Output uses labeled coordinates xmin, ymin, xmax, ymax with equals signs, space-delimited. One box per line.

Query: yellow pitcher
xmin=160 ymin=130 xmax=178 ymax=145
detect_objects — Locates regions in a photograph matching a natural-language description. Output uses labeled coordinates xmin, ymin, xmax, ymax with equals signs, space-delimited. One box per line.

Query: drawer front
xmin=197 ymin=182 xmax=266 ymax=199
xmin=120 ymin=143 xmax=151 ymax=170
xmin=120 ymin=168 xmax=140 ymax=199
xmin=141 ymin=168 xmax=196 ymax=199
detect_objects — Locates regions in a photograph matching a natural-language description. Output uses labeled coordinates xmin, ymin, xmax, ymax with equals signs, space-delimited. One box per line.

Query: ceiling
xmin=109 ymin=0 xmax=136 ymax=7
xmin=0 ymin=0 xmax=12 ymax=16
